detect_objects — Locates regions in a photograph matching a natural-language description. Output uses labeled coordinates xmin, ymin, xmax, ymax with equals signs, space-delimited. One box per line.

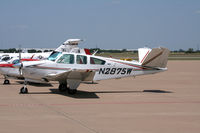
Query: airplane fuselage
xmin=21 ymin=53 xmax=166 ymax=83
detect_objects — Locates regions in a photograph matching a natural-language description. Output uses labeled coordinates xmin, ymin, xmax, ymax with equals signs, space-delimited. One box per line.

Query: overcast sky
xmin=0 ymin=0 xmax=200 ymax=50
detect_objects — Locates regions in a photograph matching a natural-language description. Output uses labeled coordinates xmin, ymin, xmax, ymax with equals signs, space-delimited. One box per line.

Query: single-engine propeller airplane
xmin=14 ymin=46 xmax=170 ymax=94
xmin=0 ymin=57 xmax=39 ymax=84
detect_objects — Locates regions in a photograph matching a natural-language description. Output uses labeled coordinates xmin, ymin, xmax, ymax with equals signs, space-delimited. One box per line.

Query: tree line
xmin=0 ymin=48 xmax=199 ymax=54
xmin=90 ymin=48 xmax=200 ymax=54
xmin=173 ymin=48 xmax=200 ymax=53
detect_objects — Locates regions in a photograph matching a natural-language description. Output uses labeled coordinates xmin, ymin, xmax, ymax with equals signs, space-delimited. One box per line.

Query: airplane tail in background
xmin=138 ymin=47 xmax=170 ymax=68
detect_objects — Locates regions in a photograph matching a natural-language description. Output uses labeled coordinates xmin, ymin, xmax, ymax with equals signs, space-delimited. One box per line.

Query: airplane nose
xmin=13 ymin=63 xmax=22 ymax=68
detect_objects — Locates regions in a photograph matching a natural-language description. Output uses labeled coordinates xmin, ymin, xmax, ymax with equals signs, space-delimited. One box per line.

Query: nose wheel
xmin=20 ymin=87 xmax=28 ymax=94
xmin=19 ymin=80 xmax=28 ymax=94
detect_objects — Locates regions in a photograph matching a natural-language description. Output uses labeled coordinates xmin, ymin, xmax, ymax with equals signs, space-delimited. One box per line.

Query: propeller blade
xmin=19 ymin=45 xmax=21 ymax=61
xmin=18 ymin=45 xmax=22 ymax=76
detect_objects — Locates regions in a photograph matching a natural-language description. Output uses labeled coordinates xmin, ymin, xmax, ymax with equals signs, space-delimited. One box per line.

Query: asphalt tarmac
xmin=0 ymin=61 xmax=200 ymax=133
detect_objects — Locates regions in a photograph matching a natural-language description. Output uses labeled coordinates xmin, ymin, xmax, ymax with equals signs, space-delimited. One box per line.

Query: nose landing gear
xmin=19 ymin=80 xmax=28 ymax=94
xmin=20 ymin=87 xmax=28 ymax=94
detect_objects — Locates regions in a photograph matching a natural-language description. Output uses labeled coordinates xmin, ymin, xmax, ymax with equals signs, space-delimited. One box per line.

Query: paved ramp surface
xmin=0 ymin=61 xmax=200 ymax=133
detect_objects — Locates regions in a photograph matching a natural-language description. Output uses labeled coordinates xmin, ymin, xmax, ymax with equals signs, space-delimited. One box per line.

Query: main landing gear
xmin=3 ymin=79 xmax=10 ymax=85
xmin=58 ymin=83 xmax=77 ymax=94
xmin=19 ymin=81 xmax=78 ymax=95
xmin=19 ymin=81 xmax=28 ymax=94
xmin=3 ymin=76 xmax=10 ymax=85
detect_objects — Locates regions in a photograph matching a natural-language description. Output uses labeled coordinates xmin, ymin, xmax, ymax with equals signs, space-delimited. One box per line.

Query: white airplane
xmin=0 ymin=39 xmax=91 ymax=84
xmin=14 ymin=47 xmax=170 ymax=94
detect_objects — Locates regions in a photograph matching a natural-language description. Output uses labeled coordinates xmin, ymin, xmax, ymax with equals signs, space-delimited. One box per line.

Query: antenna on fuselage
xmin=92 ymin=50 xmax=98 ymax=55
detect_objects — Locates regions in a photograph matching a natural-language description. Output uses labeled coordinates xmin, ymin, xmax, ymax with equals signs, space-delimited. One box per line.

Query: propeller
xmin=18 ymin=45 xmax=23 ymax=76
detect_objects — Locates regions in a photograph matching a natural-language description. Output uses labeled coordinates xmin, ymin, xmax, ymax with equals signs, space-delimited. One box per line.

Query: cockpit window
xmin=48 ymin=51 xmax=61 ymax=61
xmin=76 ymin=55 xmax=87 ymax=64
xmin=1 ymin=56 xmax=11 ymax=61
xmin=12 ymin=59 xmax=20 ymax=64
xmin=90 ymin=57 xmax=105 ymax=65
xmin=57 ymin=54 xmax=74 ymax=64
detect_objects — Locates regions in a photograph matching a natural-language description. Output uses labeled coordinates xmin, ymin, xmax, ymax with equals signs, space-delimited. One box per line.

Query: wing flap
xmin=44 ymin=69 xmax=96 ymax=81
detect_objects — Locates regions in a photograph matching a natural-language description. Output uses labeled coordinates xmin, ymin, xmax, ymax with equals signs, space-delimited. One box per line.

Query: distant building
xmin=16 ymin=48 xmax=55 ymax=53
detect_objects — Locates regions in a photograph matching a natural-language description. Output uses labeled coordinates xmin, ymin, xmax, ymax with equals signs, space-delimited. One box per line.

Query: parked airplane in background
xmin=0 ymin=57 xmax=39 ymax=84
xmin=0 ymin=38 xmax=88 ymax=62
xmin=0 ymin=39 xmax=90 ymax=84
xmin=14 ymin=47 xmax=170 ymax=94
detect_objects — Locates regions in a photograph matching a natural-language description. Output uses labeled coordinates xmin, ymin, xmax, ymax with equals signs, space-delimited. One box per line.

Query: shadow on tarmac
xmin=143 ymin=90 xmax=173 ymax=93
xmin=27 ymin=89 xmax=173 ymax=99
xmin=15 ymin=81 xmax=55 ymax=87
xmin=28 ymin=89 xmax=100 ymax=99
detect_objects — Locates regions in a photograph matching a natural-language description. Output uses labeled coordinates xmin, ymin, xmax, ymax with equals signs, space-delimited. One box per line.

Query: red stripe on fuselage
xmin=34 ymin=66 xmax=71 ymax=70
xmin=109 ymin=60 xmax=147 ymax=70
xmin=21 ymin=59 xmax=39 ymax=61
xmin=34 ymin=66 xmax=99 ymax=71
xmin=0 ymin=64 xmax=14 ymax=68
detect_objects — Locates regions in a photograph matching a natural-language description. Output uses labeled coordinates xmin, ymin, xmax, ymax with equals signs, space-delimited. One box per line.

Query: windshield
xmin=47 ymin=51 xmax=61 ymax=61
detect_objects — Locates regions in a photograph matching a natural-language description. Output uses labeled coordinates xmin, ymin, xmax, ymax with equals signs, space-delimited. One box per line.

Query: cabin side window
xmin=57 ymin=54 xmax=74 ymax=64
xmin=76 ymin=55 xmax=87 ymax=64
xmin=1 ymin=56 xmax=10 ymax=61
xmin=90 ymin=57 xmax=105 ymax=65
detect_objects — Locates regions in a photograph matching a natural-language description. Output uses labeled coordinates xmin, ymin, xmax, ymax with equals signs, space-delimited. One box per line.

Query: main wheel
xmin=68 ymin=89 xmax=77 ymax=95
xmin=58 ymin=84 xmax=68 ymax=92
xmin=20 ymin=87 xmax=28 ymax=94
xmin=3 ymin=79 xmax=10 ymax=85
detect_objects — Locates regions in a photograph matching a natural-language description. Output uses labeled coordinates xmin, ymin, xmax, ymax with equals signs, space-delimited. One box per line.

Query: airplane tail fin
xmin=138 ymin=47 xmax=170 ymax=68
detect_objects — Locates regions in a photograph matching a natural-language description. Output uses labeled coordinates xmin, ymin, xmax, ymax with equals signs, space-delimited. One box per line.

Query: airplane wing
xmin=44 ymin=69 xmax=97 ymax=82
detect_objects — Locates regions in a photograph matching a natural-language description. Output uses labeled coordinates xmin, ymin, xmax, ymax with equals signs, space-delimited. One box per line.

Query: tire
xmin=20 ymin=87 xmax=28 ymax=94
xmin=3 ymin=80 xmax=10 ymax=85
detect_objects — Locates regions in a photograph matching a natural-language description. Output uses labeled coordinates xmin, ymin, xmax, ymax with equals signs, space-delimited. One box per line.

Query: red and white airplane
xmin=14 ymin=47 xmax=170 ymax=94
xmin=0 ymin=52 xmax=51 ymax=62
xmin=0 ymin=39 xmax=90 ymax=84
